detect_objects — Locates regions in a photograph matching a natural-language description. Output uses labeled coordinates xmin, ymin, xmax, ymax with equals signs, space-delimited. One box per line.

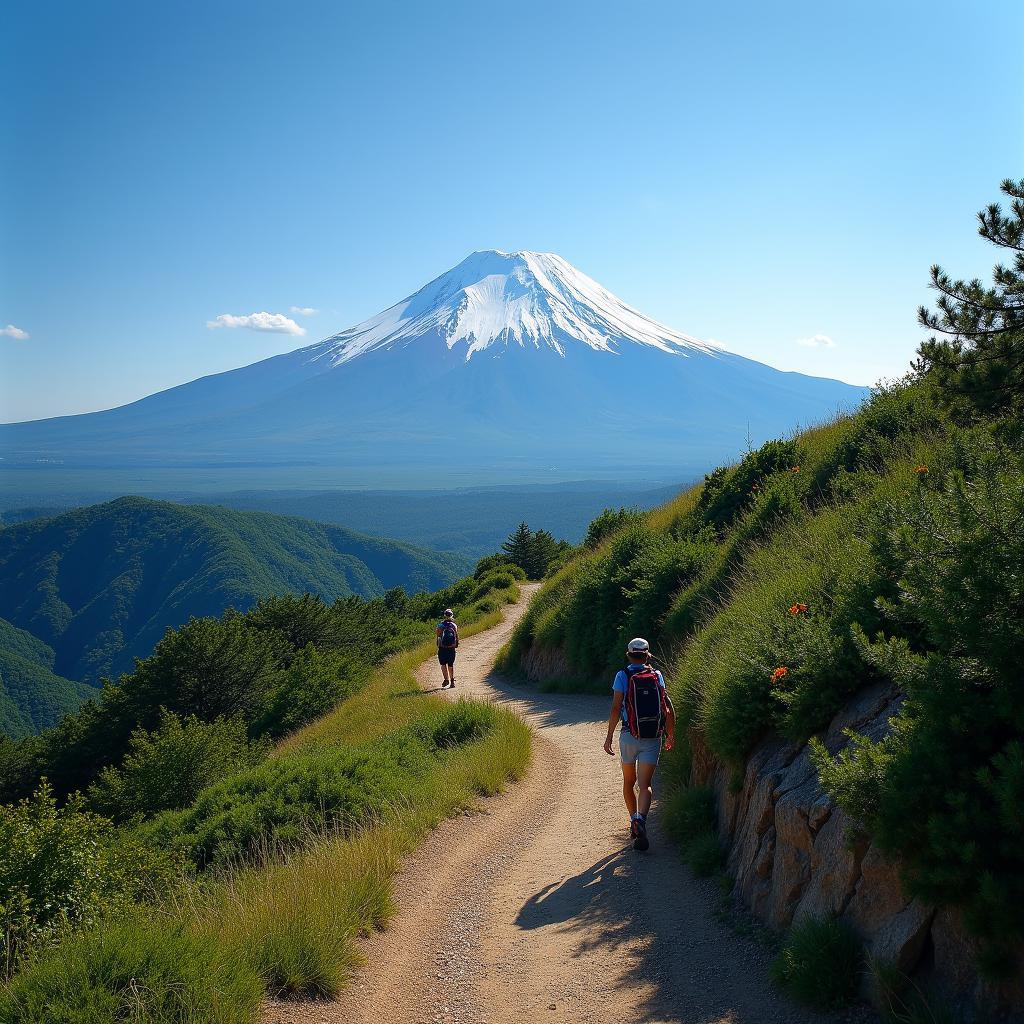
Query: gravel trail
xmin=265 ymin=585 xmax=859 ymax=1024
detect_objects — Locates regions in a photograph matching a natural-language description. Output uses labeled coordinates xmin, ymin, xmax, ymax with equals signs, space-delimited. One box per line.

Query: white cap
xmin=627 ymin=637 xmax=650 ymax=654
xmin=443 ymin=609 xmax=454 ymax=618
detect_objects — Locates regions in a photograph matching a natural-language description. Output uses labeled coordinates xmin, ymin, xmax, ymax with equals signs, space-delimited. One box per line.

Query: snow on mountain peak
xmin=310 ymin=250 xmax=720 ymax=366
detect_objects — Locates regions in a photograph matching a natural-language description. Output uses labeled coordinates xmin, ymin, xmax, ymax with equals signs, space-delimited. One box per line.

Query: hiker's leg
xmin=620 ymin=762 xmax=638 ymax=817
xmin=636 ymin=762 xmax=657 ymax=817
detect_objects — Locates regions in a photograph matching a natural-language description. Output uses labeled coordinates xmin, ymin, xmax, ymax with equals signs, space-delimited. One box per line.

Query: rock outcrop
xmin=690 ymin=681 xmax=1023 ymax=1018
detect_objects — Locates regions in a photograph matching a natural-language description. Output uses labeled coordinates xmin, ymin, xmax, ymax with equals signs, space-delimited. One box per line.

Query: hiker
xmin=603 ymin=637 xmax=675 ymax=851
xmin=436 ymin=608 xmax=459 ymax=688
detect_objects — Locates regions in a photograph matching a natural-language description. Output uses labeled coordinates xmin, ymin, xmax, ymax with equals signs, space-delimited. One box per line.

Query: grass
xmin=662 ymin=784 xmax=726 ymax=876
xmin=685 ymin=832 xmax=726 ymax=876
xmin=770 ymin=916 xmax=863 ymax=1009
xmin=279 ymin=607 xmax=508 ymax=752
xmin=870 ymin=961 xmax=958 ymax=1024
xmin=0 ymin=597 xmax=531 ymax=1021
xmin=0 ymin=916 xmax=263 ymax=1024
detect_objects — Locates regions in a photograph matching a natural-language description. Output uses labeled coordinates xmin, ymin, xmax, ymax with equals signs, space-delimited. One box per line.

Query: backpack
xmin=624 ymin=665 xmax=667 ymax=739
xmin=439 ymin=621 xmax=458 ymax=648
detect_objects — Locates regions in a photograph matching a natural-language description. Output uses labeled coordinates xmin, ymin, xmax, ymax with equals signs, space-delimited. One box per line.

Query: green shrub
xmin=770 ymin=917 xmax=862 ymax=1008
xmin=88 ymin=711 xmax=268 ymax=822
xmin=145 ymin=703 xmax=500 ymax=869
xmin=663 ymin=786 xmax=724 ymax=875
xmin=0 ymin=917 xmax=261 ymax=1024
xmin=411 ymin=700 xmax=497 ymax=751
xmin=144 ymin=740 xmax=430 ymax=868
xmin=474 ymin=552 xmax=511 ymax=577
xmin=663 ymin=785 xmax=716 ymax=843
xmin=685 ymin=831 xmax=725 ymax=876
xmin=246 ymin=592 xmax=341 ymax=658
xmin=695 ymin=438 xmax=803 ymax=532
xmin=583 ymin=506 xmax=644 ymax=548
xmin=255 ymin=644 xmax=365 ymax=737
xmin=815 ymin=435 xmax=1024 ymax=959
xmin=0 ymin=784 xmax=180 ymax=977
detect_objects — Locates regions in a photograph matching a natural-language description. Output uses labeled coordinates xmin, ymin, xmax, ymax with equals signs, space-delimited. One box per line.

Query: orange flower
xmin=788 ymin=602 xmax=809 ymax=616
xmin=791 ymin=466 xmax=801 ymax=473
xmin=914 ymin=465 xmax=928 ymax=474
xmin=771 ymin=666 xmax=789 ymax=683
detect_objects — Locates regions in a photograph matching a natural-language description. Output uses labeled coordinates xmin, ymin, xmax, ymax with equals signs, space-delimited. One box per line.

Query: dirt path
xmin=266 ymin=586 xmax=857 ymax=1024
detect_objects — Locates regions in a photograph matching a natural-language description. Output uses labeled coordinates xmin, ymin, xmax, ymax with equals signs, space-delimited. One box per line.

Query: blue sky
xmin=2 ymin=0 xmax=1021 ymax=422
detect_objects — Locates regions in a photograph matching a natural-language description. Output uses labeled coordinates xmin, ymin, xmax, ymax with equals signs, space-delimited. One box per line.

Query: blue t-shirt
xmin=613 ymin=665 xmax=666 ymax=726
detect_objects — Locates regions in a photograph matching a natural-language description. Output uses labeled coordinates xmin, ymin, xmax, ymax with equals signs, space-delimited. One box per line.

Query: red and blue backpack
xmin=624 ymin=663 xmax=669 ymax=739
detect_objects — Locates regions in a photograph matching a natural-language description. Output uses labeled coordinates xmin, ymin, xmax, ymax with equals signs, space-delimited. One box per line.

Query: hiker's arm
xmin=604 ymin=693 xmax=623 ymax=755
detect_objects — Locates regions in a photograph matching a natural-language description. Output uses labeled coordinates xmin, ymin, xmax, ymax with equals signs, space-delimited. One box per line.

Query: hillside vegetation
xmin=0 ymin=497 xmax=465 ymax=731
xmin=0 ymin=557 xmax=529 ymax=1020
xmin=0 ymin=618 xmax=94 ymax=737
xmin=502 ymin=181 xmax=1024 ymax=975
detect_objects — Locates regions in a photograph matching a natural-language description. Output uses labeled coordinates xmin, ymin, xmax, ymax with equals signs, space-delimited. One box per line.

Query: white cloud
xmin=289 ymin=306 xmax=318 ymax=316
xmin=1 ymin=324 xmax=29 ymax=340
xmin=796 ymin=333 xmax=836 ymax=348
xmin=206 ymin=312 xmax=306 ymax=336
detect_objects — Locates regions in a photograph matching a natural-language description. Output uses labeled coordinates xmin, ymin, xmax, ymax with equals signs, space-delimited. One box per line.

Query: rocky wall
xmin=690 ymin=681 xmax=1024 ymax=1018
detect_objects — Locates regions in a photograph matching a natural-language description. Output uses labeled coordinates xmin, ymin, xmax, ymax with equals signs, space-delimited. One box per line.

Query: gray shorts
xmin=619 ymin=730 xmax=662 ymax=767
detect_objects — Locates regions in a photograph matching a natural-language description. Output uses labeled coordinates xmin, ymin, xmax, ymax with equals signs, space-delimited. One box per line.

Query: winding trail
xmin=266 ymin=585 xmax=858 ymax=1024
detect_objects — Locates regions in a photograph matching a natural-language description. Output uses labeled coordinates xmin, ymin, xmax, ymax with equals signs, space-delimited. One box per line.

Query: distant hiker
xmin=603 ymin=637 xmax=675 ymax=851
xmin=437 ymin=608 xmax=459 ymax=688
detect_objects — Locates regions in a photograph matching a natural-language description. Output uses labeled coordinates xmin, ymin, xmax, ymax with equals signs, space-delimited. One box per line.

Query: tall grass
xmin=1 ymin=600 xmax=531 ymax=1021
xmin=0 ymin=916 xmax=263 ymax=1024
xmin=770 ymin=917 xmax=862 ymax=1009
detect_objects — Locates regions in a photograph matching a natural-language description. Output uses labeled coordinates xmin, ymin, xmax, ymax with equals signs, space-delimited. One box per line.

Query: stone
xmin=866 ymin=898 xmax=934 ymax=975
xmin=794 ymin=808 xmax=865 ymax=925
xmin=824 ymin=681 xmax=898 ymax=743
xmin=845 ymin=845 xmax=907 ymax=936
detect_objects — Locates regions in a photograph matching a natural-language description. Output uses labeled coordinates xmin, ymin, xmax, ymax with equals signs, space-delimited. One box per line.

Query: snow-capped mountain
xmin=311 ymin=250 xmax=718 ymax=364
xmin=0 ymin=251 xmax=868 ymax=487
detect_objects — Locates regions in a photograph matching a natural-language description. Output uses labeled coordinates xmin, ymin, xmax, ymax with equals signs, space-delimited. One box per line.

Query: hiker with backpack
xmin=603 ymin=637 xmax=675 ymax=851
xmin=436 ymin=608 xmax=459 ymax=688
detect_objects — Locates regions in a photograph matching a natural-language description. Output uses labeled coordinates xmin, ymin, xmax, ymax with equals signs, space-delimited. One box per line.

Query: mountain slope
xmin=0 ymin=497 xmax=465 ymax=688
xmin=0 ymin=251 xmax=868 ymax=485
xmin=0 ymin=617 xmax=94 ymax=737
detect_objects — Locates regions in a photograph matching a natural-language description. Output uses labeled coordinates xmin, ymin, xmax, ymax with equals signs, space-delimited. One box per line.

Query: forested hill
xmin=0 ymin=617 xmax=93 ymax=737
xmin=0 ymin=497 xmax=466 ymax=694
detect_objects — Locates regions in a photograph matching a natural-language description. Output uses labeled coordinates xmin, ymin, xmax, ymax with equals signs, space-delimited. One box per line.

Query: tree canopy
xmin=917 ymin=177 xmax=1024 ymax=422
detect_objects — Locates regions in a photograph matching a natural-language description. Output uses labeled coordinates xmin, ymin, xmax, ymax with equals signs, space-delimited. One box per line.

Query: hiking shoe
xmin=632 ymin=819 xmax=650 ymax=852
xmin=450 ymin=679 xmax=456 ymax=689
xmin=630 ymin=818 xmax=640 ymax=841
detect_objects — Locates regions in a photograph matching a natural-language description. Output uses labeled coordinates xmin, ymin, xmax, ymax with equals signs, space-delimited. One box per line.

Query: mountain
xmin=0 ymin=616 xmax=94 ymax=737
xmin=0 ymin=251 xmax=868 ymax=485
xmin=0 ymin=497 xmax=465 ymax=694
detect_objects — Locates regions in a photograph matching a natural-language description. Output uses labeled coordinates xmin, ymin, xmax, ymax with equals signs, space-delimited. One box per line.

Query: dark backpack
xmin=624 ymin=665 xmax=667 ymax=739
xmin=439 ymin=621 xmax=458 ymax=648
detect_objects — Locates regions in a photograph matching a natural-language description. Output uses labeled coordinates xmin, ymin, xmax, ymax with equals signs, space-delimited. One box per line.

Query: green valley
xmin=0 ymin=497 xmax=471 ymax=737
